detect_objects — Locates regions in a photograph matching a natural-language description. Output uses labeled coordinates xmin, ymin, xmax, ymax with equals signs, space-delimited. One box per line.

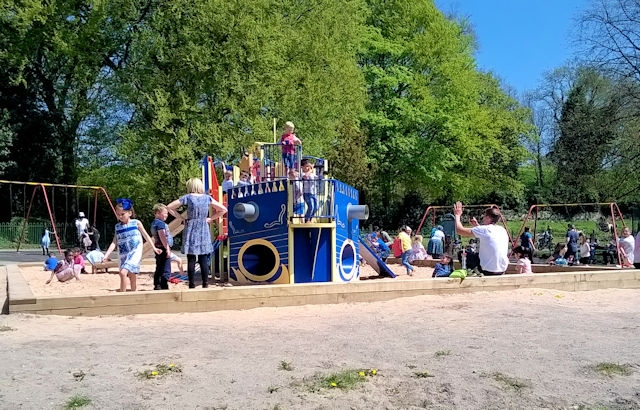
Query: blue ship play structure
xmin=202 ymin=141 xmax=370 ymax=284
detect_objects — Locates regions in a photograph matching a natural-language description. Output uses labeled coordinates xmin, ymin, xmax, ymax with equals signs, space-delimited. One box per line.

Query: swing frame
xmin=0 ymin=180 xmax=117 ymax=255
xmin=516 ymin=202 xmax=626 ymax=266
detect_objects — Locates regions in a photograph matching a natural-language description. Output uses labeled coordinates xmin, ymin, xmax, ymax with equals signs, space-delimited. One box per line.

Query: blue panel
xmin=293 ymin=227 xmax=332 ymax=283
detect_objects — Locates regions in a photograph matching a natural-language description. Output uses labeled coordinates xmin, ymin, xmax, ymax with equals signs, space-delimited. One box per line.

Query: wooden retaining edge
xmin=1 ymin=265 xmax=8 ymax=314
xmin=7 ymin=266 xmax=640 ymax=316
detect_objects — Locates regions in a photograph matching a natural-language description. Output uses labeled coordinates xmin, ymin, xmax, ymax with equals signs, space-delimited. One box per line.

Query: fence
xmin=0 ymin=222 xmax=111 ymax=249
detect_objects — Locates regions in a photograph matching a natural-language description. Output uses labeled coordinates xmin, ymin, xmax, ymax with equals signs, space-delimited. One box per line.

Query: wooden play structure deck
xmin=2 ymin=262 xmax=639 ymax=316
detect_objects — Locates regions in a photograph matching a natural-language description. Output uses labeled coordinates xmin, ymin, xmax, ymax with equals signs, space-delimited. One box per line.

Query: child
xmin=578 ymin=234 xmax=591 ymax=265
xmin=221 ymin=170 xmax=234 ymax=193
xmin=43 ymin=253 xmax=58 ymax=271
xmin=513 ymin=246 xmax=532 ymax=274
xmin=81 ymin=231 xmax=92 ymax=252
xmin=151 ymin=203 xmax=173 ymax=290
xmin=300 ymin=158 xmax=318 ymax=222
xmin=236 ymin=171 xmax=251 ymax=186
xmin=72 ymin=247 xmax=86 ymax=274
xmin=46 ymin=249 xmax=81 ymax=284
xmin=103 ymin=198 xmax=160 ymax=292
xmin=547 ymin=242 xmax=568 ymax=265
xmin=280 ymin=121 xmax=301 ymax=173
xmin=288 ymin=169 xmax=305 ymax=217
xmin=165 ymin=252 xmax=184 ymax=277
xmin=41 ymin=227 xmax=51 ymax=255
xmin=432 ymin=253 xmax=452 ymax=277
xmin=409 ymin=234 xmax=428 ymax=262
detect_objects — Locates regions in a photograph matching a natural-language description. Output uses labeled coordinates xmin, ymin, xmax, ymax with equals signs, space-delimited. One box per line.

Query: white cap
xmin=406 ymin=226 xmax=412 ymax=233
xmin=78 ymin=212 xmax=85 ymax=217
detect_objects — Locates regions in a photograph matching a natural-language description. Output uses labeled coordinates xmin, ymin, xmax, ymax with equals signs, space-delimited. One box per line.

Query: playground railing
xmin=288 ymin=178 xmax=335 ymax=222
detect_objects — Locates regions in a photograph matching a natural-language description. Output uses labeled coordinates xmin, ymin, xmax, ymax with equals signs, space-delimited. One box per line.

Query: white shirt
xmin=471 ymin=224 xmax=509 ymax=273
xmin=619 ymin=234 xmax=635 ymax=264
xmin=75 ymin=217 xmax=89 ymax=235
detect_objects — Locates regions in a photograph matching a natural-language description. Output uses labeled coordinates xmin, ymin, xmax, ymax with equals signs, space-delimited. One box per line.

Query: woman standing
xmin=167 ymin=178 xmax=227 ymax=288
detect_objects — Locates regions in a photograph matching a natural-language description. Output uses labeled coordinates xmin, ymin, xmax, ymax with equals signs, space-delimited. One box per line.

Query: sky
xmin=434 ymin=0 xmax=592 ymax=96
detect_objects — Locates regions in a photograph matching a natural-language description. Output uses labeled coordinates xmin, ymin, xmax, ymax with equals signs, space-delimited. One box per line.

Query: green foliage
xmin=64 ymin=394 xmax=91 ymax=409
xmin=359 ymin=0 xmax=531 ymax=225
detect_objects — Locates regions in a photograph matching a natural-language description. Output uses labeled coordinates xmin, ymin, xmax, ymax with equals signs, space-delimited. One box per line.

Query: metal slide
xmin=358 ymin=238 xmax=396 ymax=278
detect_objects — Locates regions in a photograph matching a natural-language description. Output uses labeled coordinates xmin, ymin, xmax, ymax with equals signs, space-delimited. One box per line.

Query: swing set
xmin=0 ymin=180 xmax=117 ymax=255
xmin=515 ymin=202 xmax=626 ymax=265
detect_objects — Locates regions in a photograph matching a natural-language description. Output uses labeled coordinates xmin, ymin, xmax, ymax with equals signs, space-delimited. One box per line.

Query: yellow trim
xmin=237 ymin=239 xmax=280 ymax=282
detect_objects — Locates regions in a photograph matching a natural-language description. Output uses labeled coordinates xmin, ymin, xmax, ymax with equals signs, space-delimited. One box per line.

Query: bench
xmin=91 ymin=261 xmax=119 ymax=274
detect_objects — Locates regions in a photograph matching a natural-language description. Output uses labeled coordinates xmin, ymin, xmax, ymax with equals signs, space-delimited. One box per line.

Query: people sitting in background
xmin=432 ymin=253 xmax=452 ymax=277
xmin=426 ymin=225 xmax=445 ymax=259
xmin=46 ymin=249 xmax=81 ymax=284
xmin=85 ymin=249 xmax=104 ymax=268
xmin=603 ymin=238 xmax=618 ymax=265
xmin=547 ymin=242 xmax=568 ymax=265
xmin=458 ymin=239 xmax=480 ymax=270
xmin=409 ymin=234 xmax=428 ymax=262
xmin=513 ymin=246 xmax=532 ymax=275
xmin=44 ymin=253 xmax=58 ymax=271
xmin=378 ymin=227 xmax=393 ymax=247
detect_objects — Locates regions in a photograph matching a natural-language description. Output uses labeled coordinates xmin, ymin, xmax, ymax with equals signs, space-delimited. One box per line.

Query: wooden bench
xmin=91 ymin=261 xmax=119 ymax=274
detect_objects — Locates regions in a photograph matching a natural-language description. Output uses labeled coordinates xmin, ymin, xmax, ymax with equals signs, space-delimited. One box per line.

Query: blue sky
xmin=434 ymin=0 xmax=592 ymax=95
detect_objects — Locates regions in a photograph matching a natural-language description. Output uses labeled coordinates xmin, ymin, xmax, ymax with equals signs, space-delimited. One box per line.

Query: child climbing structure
xmin=206 ymin=140 xmax=369 ymax=285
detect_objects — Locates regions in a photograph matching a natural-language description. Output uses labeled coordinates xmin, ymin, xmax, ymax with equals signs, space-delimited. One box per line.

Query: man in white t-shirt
xmin=75 ymin=211 xmax=90 ymax=246
xmin=453 ymin=202 xmax=509 ymax=275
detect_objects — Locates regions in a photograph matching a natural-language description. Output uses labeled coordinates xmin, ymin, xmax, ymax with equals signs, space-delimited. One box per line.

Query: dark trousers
xmin=187 ymin=254 xmax=209 ymax=288
xmin=154 ymin=249 xmax=169 ymax=289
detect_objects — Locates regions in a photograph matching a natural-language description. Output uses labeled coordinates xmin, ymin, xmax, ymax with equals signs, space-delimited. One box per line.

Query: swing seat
xmin=91 ymin=261 xmax=119 ymax=274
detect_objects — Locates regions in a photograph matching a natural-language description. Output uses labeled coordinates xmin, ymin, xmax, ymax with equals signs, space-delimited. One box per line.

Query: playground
xmin=1 ymin=286 xmax=639 ymax=409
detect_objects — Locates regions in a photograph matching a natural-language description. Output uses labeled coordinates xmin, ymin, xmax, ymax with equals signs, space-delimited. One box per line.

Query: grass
xmin=0 ymin=325 xmax=16 ymax=332
xmin=413 ymin=371 xmax=435 ymax=378
xmin=299 ymin=368 xmax=375 ymax=392
xmin=592 ymin=362 xmax=632 ymax=377
xmin=490 ymin=371 xmax=530 ymax=391
xmin=137 ymin=363 xmax=182 ymax=379
xmin=64 ymin=394 xmax=91 ymax=409
xmin=278 ymin=360 xmax=294 ymax=371
xmin=435 ymin=350 xmax=451 ymax=357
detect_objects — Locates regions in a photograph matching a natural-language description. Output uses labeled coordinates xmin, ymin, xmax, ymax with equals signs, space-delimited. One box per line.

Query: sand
xmin=2 ymin=263 xmax=639 ymax=409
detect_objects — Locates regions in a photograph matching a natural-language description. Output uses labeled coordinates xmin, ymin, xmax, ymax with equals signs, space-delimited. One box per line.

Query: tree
xmin=359 ymin=0 xmax=530 ymax=218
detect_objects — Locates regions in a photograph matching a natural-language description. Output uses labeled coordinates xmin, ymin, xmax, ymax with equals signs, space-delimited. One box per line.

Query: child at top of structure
xmin=513 ymin=246 xmax=532 ymax=274
xmin=221 ymin=170 xmax=234 ymax=193
xmin=288 ymin=169 xmax=305 ymax=217
xmin=151 ymin=203 xmax=173 ymax=290
xmin=280 ymin=121 xmax=301 ymax=173
xmin=103 ymin=198 xmax=160 ymax=292
xmin=236 ymin=170 xmax=252 ymax=186
xmin=300 ymin=158 xmax=318 ymax=223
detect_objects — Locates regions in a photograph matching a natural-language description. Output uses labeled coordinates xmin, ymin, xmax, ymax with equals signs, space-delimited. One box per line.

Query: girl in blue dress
xmin=103 ymin=198 xmax=160 ymax=292
xmin=167 ymin=177 xmax=227 ymax=288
